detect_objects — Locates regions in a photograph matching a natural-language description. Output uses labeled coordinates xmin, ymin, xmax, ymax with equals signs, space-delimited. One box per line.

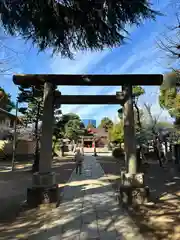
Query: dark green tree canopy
xmin=54 ymin=113 xmax=85 ymax=141
xmin=18 ymin=85 xmax=44 ymax=124
xmin=109 ymin=121 xmax=124 ymax=143
xmin=0 ymin=86 xmax=15 ymax=112
xmin=1 ymin=0 xmax=159 ymax=58
xmin=98 ymin=117 xmax=113 ymax=132
xmin=159 ymin=71 xmax=180 ymax=125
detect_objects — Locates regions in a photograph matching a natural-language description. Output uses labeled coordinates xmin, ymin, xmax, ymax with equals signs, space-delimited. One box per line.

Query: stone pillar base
xmin=32 ymin=172 xmax=56 ymax=187
xmin=27 ymin=184 xmax=59 ymax=208
xmin=27 ymin=172 xmax=59 ymax=207
xmin=92 ymin=153 xmax=98 ymax=156
xmin=118 ymin=185 xmax=149 ymax=206
xmin=118 ymin=172 xmax=149 ymax=206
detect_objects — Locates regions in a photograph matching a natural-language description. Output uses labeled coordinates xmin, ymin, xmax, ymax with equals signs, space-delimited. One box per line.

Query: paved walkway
xmin=29 ymin=155 xmax=144 ymax=240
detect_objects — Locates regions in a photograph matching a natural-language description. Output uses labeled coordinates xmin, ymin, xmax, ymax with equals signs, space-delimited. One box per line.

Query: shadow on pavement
xmin=97 ymin=155 xmax=180 ymax=240
xmin=0 ymin=158 xmax=76 ymax=237
xmin=0 ymin=178 xmax=140 ymax=240
xmin=1 ymin=155 xmax=180 ymax=240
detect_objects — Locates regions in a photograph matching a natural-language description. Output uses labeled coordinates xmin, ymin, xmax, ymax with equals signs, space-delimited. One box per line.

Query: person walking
xmin=74 ymin=148 xmax=84 ymax=175
xmin=155 ymin=137 xmax=164 ymax=167
xmin=80 ymin=144 xmax=84 ymax=156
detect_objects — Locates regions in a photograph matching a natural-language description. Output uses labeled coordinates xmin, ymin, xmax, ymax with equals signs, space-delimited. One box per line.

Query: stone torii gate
xmin=13 ymin=74 xmax=163 ymax=206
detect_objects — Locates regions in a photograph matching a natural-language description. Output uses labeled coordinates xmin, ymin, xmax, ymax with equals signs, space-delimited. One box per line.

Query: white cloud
xmin=50 ymin=49 xmax=110 ymax=74
xmin=59 ymin=49 xmax=165 ymax=120
xmin=58 ymin=49 xmax=167 ymax=121
xmin=49 ymin=6 xmax=173 ymax=122
xmin=51 ymin=49 xmax=113 ymax=110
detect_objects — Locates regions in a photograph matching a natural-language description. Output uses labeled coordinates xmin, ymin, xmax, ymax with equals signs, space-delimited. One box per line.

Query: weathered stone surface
xmin=21 ymin=155 xmax=145 ymax=239
xmin=99 ymin=230 xmax=117 ymax=240
xmin=32 ymin=172 xmax=56 ymax=187
xmin=118 ymin=171 xmax=149 ymax=205
xmin=27 ymin=184 xmax=59 ymax=207
xmin=119 ymin=185 xmax=149 ymax=205
xmin=121 ymin=172 xmax=145 ymax=187
xmin=80 ymin=222 xmax=99 ymax=239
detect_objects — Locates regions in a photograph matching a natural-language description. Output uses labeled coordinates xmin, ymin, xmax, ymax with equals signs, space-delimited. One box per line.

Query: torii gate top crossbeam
xmin=13 ymin=74 xmax=163 ymax=86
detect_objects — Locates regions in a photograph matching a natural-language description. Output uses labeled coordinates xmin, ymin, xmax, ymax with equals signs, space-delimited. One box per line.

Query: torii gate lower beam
xmin=55 ymin=95 xmax=126 ymax=105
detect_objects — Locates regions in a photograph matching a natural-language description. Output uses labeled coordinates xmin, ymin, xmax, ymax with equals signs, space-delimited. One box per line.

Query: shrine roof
xmin=0 ymin=108 xmax=23 ymax=124
xmin=87 ymin=127 xmax=108 ymax=137
xmin=13 ymin=74 xmax=163 ymax=86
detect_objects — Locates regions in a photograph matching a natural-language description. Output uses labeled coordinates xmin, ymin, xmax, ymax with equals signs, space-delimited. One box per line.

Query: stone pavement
xmin=29 ymin=155 xmax=144 ymax=240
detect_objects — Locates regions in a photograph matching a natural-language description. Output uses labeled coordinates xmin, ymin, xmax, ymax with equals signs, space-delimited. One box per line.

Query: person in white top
xmin=74 ymin=147 xmax=84 ymax=175
xmin=156 ymin=138 xmax=168 ymax=167
xmin=161 ymin=142 xmax=167 ymax=163
xmin=80 ymin=144 xmax=84 ymax=156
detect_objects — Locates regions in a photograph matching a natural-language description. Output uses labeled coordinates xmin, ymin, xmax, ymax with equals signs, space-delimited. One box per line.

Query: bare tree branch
xmin=143 ymin=103 xmax=162 ymax=135
xmin=157 ymin=10 xmax=180 ymax=60
xmin=0 ymin=28 xmax=26 ymax=75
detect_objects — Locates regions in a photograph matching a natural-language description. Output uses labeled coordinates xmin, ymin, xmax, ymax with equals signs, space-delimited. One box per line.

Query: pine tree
xmin=18 ymin=84 xmax=60 ymax=172
xmin=1 ymin=1 xmax=160 ymax=57
xmin=0 ymin=87 xmax=15 ymax=112
xmin=18 ymin=85 xmax=44 ymax=172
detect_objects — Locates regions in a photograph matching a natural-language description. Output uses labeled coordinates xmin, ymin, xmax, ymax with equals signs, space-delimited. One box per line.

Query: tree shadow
xmin=1 ymin=154 xmax=180 ymax=239
xmin=97 ymin=155 xmax=180 ymax=240
xmin=133 ymin=162 xmax=180 ymax=240
xmin=0 ymin=159 xmax=76 ymax=231
xmin=0 ymin=176 xmax=142 ymax=240
xmin=0 ymin=154 xmax=34 ymax=162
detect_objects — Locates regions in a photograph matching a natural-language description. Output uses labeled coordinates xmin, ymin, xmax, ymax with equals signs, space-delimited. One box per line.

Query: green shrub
xmin=112 ymin=147 xmax=124 ymax=158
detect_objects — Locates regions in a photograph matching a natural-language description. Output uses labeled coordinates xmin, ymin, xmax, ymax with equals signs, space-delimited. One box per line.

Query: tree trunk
xmin=52 ymin=137 xmax=58 ymax=157
xmin=61 ymin=144 xmax=65 ymax=157
xmin=134 ymin=100 xmax=143 ymax=170
xmin=73 ymin=142 xmax=77 ymax=153
xmin=123 ymin=85 xmax=137 ymax=174
xmin=32 ymin=101 xmax=41 ymax=173
xmin=59 ymin=140 xmax=65 ymax=157
xmin=134 ymin=101 xmax=142 ymax=129
xmin=136 ymin=147 xmax=142 ymax=172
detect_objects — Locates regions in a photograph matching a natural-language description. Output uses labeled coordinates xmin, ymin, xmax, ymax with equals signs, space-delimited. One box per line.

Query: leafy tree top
xmin=18 ymin=85 xmax=44 ymax=103
xmin=159 ymin=71 xmax=180 ymax=124
xmin=109 ymin=121 xmax=124 ymax=143
xmin=98 ymin=117 xmax=113 ymax=132
xmin=132 ymin=85 xmax=145 ymax=132
xmin=1 ymin=1 xmax=159 ymax=58
xmin=133 ymin=85 xmax=145 ymax=98
xmin=18 ymin=85 xmax=44 ymax=123
xmin=0 ymin=86 xmax=15 ymax=112
xmin=54 ymin=112 xmax=85 ymax=141
xmin=18 ymin=85 xmax=60 ymax=126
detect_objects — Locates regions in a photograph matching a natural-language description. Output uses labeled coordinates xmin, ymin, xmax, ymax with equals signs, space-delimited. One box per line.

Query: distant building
xmin=79 ymin=127 xmax=108 ymax=148
xmin=0 ymin=108 xmax=22 ymax=140
xmin=82 ymin=119 xmax=96 ymax=128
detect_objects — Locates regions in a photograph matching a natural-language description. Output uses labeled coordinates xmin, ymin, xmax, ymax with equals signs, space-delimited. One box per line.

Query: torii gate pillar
xmin=123 ymin=84 xmax=137 ymax=173
xmin=119 ymin=84 xmax=149 ymax=206
xmin=27 ymin=82 xmax=58 ymax=207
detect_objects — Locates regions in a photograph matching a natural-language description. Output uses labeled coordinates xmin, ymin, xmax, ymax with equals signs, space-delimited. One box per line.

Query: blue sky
xmin=0 ymin=0 xmax=178 ymax=125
